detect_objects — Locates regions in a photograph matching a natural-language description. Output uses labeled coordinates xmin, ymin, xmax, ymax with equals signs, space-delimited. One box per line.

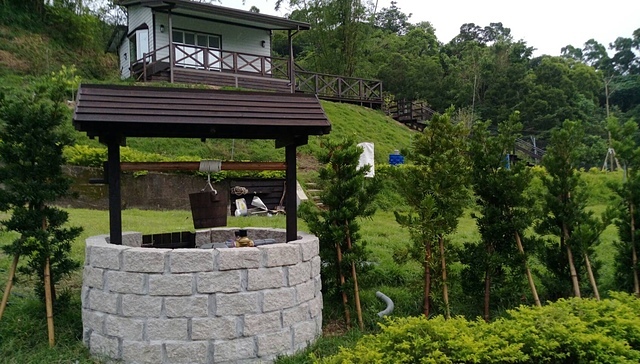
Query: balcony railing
xmin=131 ymin=44 xmax=290 ymax=81
xmin=130 ymin=44 xmax=382 ymax=105
xmin=295 ymin=70 xmax=382 ymax=104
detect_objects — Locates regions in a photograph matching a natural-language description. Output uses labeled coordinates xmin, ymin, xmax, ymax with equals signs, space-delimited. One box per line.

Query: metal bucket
xmin=189 ymin=191 xmax=227 ymax=229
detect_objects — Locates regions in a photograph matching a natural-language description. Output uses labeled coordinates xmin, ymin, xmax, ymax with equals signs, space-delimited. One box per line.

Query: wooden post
xmin=423 ymin=239 xmax=431 ymax=317
xmin=44 ymin=257 xmax=55 ymax=347
xmin=564 ymin=223 xmax=581 ymax=298
xmin=168 ymin=8 xmax=174 ymax=83
xmin=336 ymin=243 xmax=351 ymax=328
xmin=631 ymin=204 xmax=639 ymax=297
xmin=107 ymin=137 xmax=122 ymax=245
xmin=584 ymin=253 xmax=600 ymax=300
xmin=0 ymin=255 xmax=19 ymax=321
xmin=345 ymin=224 xmax=363 ymax=330
xmin=288 ymin=30 xmax=295 ymax=93
xmin=515 ymin=231 xmax=541 ymax=306
xmin=285 ymin=144 xmax=297 ymax=242
xmin=439 ymin=236 xmax=450 ymax=319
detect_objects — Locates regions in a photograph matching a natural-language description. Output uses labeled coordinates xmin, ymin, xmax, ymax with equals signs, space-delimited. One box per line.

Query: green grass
xmin=0 ymin=187 xmax=627 ymax=363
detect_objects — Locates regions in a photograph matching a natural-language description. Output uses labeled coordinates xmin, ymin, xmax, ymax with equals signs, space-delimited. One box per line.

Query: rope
xmin=202 ymin=173 xmax=217 ymax=194
xmin=231 ymin=186 xmax=249 ymax=196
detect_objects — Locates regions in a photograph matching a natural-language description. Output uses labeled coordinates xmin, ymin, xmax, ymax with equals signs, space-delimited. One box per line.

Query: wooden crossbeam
xmin=120 ymin=161 xmax=286 ymax=172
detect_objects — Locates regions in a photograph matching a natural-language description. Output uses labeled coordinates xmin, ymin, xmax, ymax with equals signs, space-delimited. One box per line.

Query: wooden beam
xmin=285 ymin=144 xmax=297 ymax=242
xmin=107 ymin=138 xmax=122 ymax=245
xmin=275 ymin=136 xmax=308 ymax=149
xmin=168 ymin=8 xmax=174 ymax=84
xmin=119 ymin=161 xmax=286 ymax=172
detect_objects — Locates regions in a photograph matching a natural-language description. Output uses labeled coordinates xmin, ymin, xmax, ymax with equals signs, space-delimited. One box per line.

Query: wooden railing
xmin=514 ymin=137 xmax=545 ymax=163
xmin=131 ymin=44 xmax=290 ymax=82
xmin=387 ymin=100 xmax=435 ymax=129
xmin=295 ymin=70 xmax=383 ymax=104
xmin=131 ymin=44 xmax=170 ymax=82
xmin=172 ymin=44 xmax=291 ymax=79
xmin=130 ymin=44 xmax=383 ymax=105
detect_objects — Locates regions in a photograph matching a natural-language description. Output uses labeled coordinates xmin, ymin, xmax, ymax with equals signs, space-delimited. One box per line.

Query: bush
xmin=318 ymin=293 xmax=640 ymax=363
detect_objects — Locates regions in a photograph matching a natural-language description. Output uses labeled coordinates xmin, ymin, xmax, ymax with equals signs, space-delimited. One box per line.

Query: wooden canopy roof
xmin=73 ymin=84 xmax=331 ymax=141
xmin=72 ymin=84 xmax=330 ymax=244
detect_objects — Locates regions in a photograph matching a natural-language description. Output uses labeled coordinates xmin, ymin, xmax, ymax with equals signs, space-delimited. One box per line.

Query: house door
xmin=136 ymin=30 xmax=149 ymax=62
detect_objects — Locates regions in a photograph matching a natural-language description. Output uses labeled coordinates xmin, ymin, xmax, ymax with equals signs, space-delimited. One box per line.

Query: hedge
xmin=318 ymin=292 xmax=640 ymax=363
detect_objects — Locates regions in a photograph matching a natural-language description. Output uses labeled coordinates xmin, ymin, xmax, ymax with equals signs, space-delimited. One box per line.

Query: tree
xmin=394 ymin=110 xmax=470 ymax=318
xmin=374 ymin=1 xmax=411 ymax=35
xmin=536 ymin=120 xmax=595 ymax=299
xmin=464 ymin=112 xmax=540 ymax=321
xmin=0 ymin=76 xmax=82 ymax=344
xmin=300 ymin=138 xmax=379 ymax=329
xmin=609 ymin=116 xmax=640 ymax=296
xmin=279 ymin=0 xmax=367 ymax=77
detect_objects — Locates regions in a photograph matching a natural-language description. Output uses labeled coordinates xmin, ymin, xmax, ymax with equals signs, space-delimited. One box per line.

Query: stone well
xmin=81 ymin=228 xmax=323 ymax=364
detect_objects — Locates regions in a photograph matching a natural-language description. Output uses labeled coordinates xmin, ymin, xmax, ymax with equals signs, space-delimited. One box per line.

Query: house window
xmin=172 ymin=30 xmax=220 ymax=49
xmin=172 ymin=29 xmax=221 ymax=70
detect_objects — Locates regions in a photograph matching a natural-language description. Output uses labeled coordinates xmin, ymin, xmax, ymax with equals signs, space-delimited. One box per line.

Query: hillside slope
xmin=0 ymin=5 xmax=118 ymax=86
xmin=0 ymin=4 xmax=415 ymax=166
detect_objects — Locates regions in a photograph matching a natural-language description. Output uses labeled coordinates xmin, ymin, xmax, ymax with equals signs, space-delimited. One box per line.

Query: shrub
xmin=318 ymin=294 xmax=640 ymax=363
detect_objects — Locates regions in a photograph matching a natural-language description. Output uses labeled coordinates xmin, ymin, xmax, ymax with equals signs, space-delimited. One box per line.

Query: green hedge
xmin=318 ymin=292 xmax=640 ymax=363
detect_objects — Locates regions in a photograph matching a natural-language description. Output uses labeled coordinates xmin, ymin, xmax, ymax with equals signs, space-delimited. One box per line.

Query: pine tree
xmin=300 ymin=138 xmax=379 ymax=329
xmin=609 ymin=116 xmax=640 ymax=296
xmin=464 ymin=112 xmax=540 ymax=321
xmin=0 ymin=78 xmax=82 ymax=304
xmin=394 ymin=110 xmax=470 ymax=318
xmin=536 ymin=120 xmax=599 ymax=299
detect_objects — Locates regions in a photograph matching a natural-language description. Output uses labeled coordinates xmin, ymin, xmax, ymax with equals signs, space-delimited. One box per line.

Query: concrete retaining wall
xmin=82 ymin=229 xmax=322 ymax=364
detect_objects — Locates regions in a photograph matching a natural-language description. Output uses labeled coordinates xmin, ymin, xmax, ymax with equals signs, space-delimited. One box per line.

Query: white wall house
xmin=112 ymin=0 xmax=309 ymax=82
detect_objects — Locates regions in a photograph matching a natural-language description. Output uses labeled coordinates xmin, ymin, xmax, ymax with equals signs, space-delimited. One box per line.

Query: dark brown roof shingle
xmin=73 ymin=84 xmax=331 ymax=140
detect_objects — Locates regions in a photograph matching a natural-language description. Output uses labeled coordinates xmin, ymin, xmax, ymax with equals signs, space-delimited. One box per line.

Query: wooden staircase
xmin=305 ymin=182 xmax=324 ymax=209
xmin=386 ymin=100 xmax=436 ymax=131
xmin=514 ymin=137 xmax=545 ymax=165
xmin=385 ymin=99 xmax=546 ymax=165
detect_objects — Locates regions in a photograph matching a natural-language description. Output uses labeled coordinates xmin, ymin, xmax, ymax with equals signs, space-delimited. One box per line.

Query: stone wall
xmin=82 ymin=229 xmax=322 ymax=364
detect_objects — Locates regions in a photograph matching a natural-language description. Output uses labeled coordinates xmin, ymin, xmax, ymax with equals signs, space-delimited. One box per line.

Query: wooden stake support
xmin=44 ymin=257 xmax=55 ymax=347
xmin=515 ymin=232 xmax=541 ymax=307
xmin=0 ymin=254 xmax=19 ymax=321
xmin=345 ymin=224 xmax=363 ymax=330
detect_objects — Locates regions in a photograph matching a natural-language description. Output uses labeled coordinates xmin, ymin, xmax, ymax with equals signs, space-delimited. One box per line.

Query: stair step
xmin=307 ymin=189 xmax=322 ymax=193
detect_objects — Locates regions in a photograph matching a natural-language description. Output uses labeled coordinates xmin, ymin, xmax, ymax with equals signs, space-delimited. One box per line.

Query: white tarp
xmin=357 ymin=142 xmax=375 ymax=178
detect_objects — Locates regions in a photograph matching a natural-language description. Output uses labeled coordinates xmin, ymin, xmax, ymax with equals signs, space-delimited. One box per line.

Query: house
xmin=109 ymin=0 xmax=383 ymax=106
xmin=110 ymin=0 xmax=309 ymax=93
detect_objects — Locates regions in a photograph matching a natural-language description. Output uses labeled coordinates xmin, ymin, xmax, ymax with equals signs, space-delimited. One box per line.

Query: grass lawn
xmin=0 ymin=194 xmax=625 ymax=362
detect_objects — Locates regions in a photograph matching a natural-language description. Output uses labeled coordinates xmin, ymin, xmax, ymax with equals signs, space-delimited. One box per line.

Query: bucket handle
xmin=202 ymin=173 xmax=218 ymax=195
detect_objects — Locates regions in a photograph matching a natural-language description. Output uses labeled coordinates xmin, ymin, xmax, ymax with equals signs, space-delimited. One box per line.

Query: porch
xmin=131 ymin=44 xmax=383 ymax=108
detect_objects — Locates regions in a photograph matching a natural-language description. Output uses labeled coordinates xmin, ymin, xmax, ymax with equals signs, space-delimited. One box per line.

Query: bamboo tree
xmin=395 ymin=110 xmax=470 ymax=318
xmin=465 ymin=113 xmax=540 ymax=321
xmin=300 ymin=138 xmax=379 ymax=329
